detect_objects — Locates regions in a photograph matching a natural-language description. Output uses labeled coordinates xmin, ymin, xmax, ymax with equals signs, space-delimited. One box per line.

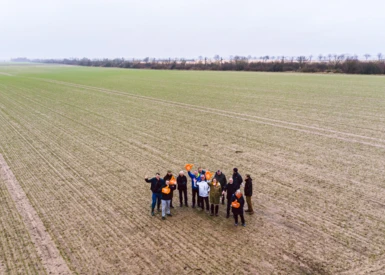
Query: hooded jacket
xmin=208 ymin=181 xmax=222 ymax=204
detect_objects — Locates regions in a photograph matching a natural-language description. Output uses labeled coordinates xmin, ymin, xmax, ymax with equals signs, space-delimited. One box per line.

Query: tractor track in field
xmin=0 ymin=95 xmax=160 ymax=273
xmin=32 ymin=77 xmax=385 ymax=149
xmin=0 ymin=153 xmax=71 ymax=275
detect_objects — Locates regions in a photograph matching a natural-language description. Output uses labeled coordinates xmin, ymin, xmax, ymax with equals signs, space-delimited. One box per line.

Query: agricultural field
xmin=0 ymin=63 xmax=385 ymax=274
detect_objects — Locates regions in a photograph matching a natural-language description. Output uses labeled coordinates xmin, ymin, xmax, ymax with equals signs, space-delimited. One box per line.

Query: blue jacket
xmin=188 ymin=171 xmax=199 ymax=190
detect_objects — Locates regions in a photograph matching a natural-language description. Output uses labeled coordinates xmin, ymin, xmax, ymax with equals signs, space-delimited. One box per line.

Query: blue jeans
xmin=152 ymin=193 xmax=162 ymax=211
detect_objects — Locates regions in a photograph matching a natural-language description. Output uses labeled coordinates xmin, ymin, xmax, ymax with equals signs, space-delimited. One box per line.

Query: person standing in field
xmin=188 ymin=170 xmax=200 ymax=208
xmin=195 ymin=174 xmax=210 ymax=212
xmin=145 ymin=173 xmax=164 ymax=216
xmin=232 ymin=168 xmax=243 ymax=190
xmin=231 ymin=190 xmax=246 ymax=226
xmin=213 ymin=170 xmax=227 ymax=205
xmin=197 ymin=167 xmax=206 ymax=180
xmin=177 ymin=171 xmax=188 ymax=207
xmin=223 ymin=178 xmax=237 ymax=218
xmin=160 ymin=180 xmax=176 ymax=220
xmin=208 ymin=178 xmax=222 ymax=216
xmin=244 ymin=174 xmax=254 ymax=214
xmin=164 ymin=170 xmax=175 ymax=208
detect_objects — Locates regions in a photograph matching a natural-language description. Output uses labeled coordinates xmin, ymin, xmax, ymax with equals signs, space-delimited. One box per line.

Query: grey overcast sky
xmin=1 ymin=0 xmax=384 ymax=60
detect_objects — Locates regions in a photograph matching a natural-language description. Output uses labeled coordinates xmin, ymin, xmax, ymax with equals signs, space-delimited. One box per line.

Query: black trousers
xmin=200 ymin=197 xmax=209 ymax=211
xmin=192 ymin=189 xmax=199 ymax=207
xmin=226 ymin=198 xmax=232 ymax=216
xmin=179 ymin=188 xmax=188 ymax=205
xmin=234 ymin=213 xmax=245 ymax=224
xmin=221 ymin=194 xmax=225 ymax=204
xmin=210 ymin=204 xmax=219 ymax=215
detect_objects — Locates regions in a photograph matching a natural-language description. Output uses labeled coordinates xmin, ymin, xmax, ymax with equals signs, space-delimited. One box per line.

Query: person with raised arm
xmin=188 ymin=170 xmax=200 ymax=208
xmin=197 ymin=166 xmax=206 ymax=180
xmin=145 ymin=173 xmax=164 ymax=216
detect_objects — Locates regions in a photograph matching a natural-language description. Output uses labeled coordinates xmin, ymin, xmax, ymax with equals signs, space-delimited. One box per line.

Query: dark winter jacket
xmin=244 ymin=178 xmax=253 ymax=197
xmin=188 ymin=171 xmax=199 ymax=190
xmin=224 ymin=182 xmax=238 ymax=199
xmin=145 ymin=177 xmax=164 ymax=193
xmin=213 ymin=172 xmax=227 ymax=189
xmin=177 ymin=175 xmax=188 ymax=190
xmin=160 ymin=182 xmax=176 ymax=200
xmin=231 ymin=194 xmax=245 ymax=215
xmin=232 ymin=172 xmax=243 ymax=190
xmin=164 ymin=174 xmax=173 ymax=182
xmin=164 ymin=174 xmax=175 ymax=198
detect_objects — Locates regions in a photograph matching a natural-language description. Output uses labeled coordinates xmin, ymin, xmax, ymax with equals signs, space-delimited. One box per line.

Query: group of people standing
xmin=144 ymin=166 xmax=254 ymax=226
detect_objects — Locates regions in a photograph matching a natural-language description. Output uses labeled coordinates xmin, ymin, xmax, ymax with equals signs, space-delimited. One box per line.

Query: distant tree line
xmin=26 ymin=53 xmax=385 ymax=74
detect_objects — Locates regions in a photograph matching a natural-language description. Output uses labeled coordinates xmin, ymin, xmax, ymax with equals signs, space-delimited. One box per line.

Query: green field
xmin=0 ymin=63 xmax=385 ymax=274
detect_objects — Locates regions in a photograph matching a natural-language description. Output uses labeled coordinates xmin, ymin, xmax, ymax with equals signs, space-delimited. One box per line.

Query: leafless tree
xmin=309 ymin=55 xmax=313 ymax=62
xmin=364 ymin=54 xmax=371 ymax=61
xmin=262 ymin=56 xmax=270 ymax=62
xmin=377 ymin=53 xmax=383 ymax=61
xmin=327 ymin=54 xmax=332 ymax=63
xmin=318 ymin=54 xmax=323 ymax=62
xmin=297 ymin=56 xmax=308 ymax=64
